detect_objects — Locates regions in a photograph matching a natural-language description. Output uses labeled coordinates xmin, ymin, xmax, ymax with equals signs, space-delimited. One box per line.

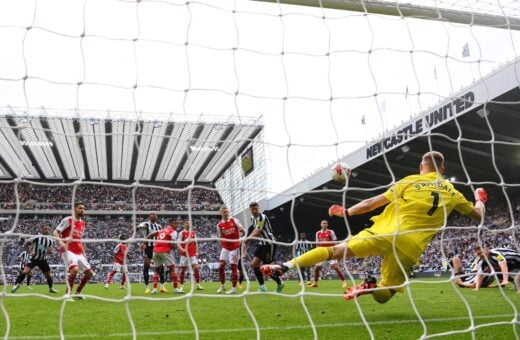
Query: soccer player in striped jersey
xmin=294 ymin=232 xmax=313 ymax=285
xmin=138 ymin=212 xmax=166 ymax=294
xmin=53 ymin=202 xmax=93 ymax=299
xmin=12 ymin=225 xmax=58 ymax=293
xmin=248 ymin=202 xmax=283 ymax=293
xmin=146 ymin=219 xmax=183 ymax=294
xmin=104 ymin=235 xmax=128 ymax=289
xmin=474 ymin=245 xmax=520 ymax=292
xmin=177 ymin=220 xmax=204 ymax=292
xmin=309 ymin=220 xmax=347 ymax=288
xmin=262 ymin=151 xmax=487 ymax=303
xmin=451 ymin=254 xmax=495 ymax=289
xmin=16 ymin=242 xmax=33 ymax=289
xmin=216 ymin=206 xmax=246 ymax=294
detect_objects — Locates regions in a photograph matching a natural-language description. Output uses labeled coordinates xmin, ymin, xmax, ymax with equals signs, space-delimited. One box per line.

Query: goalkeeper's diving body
xmin=261 ymin=151 xmax=487 ymax=303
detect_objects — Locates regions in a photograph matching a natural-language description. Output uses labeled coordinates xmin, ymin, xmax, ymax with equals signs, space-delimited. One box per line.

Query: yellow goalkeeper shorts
xmin=347 ymin=229 xmax=416 ymax=291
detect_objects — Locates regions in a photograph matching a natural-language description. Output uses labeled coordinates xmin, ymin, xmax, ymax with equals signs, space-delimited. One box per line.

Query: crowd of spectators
xmin=0 ymin=183 xmax=222 ymax=211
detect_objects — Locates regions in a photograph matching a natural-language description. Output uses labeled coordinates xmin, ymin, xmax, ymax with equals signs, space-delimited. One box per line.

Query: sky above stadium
xmin=0 ymin=0 xmax=519 ymax=196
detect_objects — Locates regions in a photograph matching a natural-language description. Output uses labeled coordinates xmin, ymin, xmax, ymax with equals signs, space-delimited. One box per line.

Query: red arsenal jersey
xmin=153 ymin=226 xmax=177 ymax=253
xmin=113 ymin=243 xmax=128 ymax=264
xmin=217 ymin=218 xmax=242 ymax=251
xmin=316 ymin=229 xmax=337 ymax=247
xmin=56 ymin=216 xmax=86 ymax=255
xmin=178 ymin=230 xmax=197 ymax=257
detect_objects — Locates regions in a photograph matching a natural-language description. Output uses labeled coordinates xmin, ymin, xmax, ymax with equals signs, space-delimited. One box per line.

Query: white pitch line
xmin=8 ymin=314 xmax=517 ymax=339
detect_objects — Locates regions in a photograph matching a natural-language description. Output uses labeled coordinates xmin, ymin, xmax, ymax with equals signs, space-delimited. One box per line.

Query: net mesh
xmin=0 ymin=0 xmax=519 ymax=338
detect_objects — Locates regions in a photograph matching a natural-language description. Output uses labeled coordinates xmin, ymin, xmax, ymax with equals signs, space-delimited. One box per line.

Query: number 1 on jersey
xmin=427 ymin=191 xmax=439 ymax=216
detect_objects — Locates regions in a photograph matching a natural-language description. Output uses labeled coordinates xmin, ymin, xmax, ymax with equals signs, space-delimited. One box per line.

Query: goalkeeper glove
xmin=328 ymin=205 xmax=348 ymax=218
xmin=475 ymin=187 xmax=488 ymax=204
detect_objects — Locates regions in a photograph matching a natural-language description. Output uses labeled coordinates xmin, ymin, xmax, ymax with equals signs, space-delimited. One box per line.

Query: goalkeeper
xmin=262 ymin=151 xmax=487 ymax=303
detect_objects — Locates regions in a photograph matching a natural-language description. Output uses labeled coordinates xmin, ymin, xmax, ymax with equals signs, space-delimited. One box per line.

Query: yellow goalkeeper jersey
xmin=369 ymin=171 xmax=474 ymax=262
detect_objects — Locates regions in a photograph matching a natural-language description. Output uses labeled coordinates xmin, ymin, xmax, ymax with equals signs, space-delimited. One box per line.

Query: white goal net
xmin=0 ymin=0 xmax=519 ymax=339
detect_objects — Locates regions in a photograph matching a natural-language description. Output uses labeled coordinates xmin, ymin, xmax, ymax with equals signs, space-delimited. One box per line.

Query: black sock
xmin=26 ymin=275 xmax=31 ymax=286
xmin=143 ymin=265 xmax=150 ymax=285
xmin=254 ymin=267 xmax=264 ymax=285
xmin=47 ymin=276 xmax=53 ymax=288
xmin=272 ymin=276 xmax=282 ymax=285
xmin=239 ymin=270 xmax=245 ymax=284
xmin=159 ymin=266 xmax=165 ymax=284
xmin=15 ymin=273 xmax=26 ymax=285
xmin=238 ymin=260 xmax=245 ymax=284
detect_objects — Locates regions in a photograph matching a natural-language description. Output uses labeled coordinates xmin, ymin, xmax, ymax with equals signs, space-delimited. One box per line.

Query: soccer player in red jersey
xmin=53 ymin=202 xmax=93 ymax=300
xmin=177 ymin=220 xmax=204 ymax=292
xmin=147 ymin=218 xmax=183 ymax=294
xmin=216 ymin=206 xmax=245 ymax=294
xmin=104 ymin=235 xmax=128 ymax=289
xmin=309 ymin=219 xmax=347 ymax=288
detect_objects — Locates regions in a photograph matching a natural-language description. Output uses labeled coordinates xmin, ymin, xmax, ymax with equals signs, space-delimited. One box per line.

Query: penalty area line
xmin=9 ymin=313 xmax=516 ymax=339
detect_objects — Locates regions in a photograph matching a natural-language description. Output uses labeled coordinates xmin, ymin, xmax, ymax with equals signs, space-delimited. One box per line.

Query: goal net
xmin=0 ymin=0 xmax=519 ymax=338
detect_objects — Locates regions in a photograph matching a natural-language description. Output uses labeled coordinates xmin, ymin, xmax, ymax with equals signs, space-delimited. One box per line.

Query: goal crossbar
xmin=253 ymin=0 xmax=520 ymax=31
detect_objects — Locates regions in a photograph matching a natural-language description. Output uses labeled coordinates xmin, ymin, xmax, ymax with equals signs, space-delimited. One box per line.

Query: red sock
xmin=121 ymin=273 xmax=126 ymax=286
xmin=107 ymin=271 xmax=116 ymax=284
xmin=314 ymin=267 xmax=320 ymax=283
xmin=67 ymin=272 xmax=77 ymax=294
xmin=219 ymin=265 xmax=225 ymax=285
xmin=231 ymin=264 xmax=238 ymax=288
xmin=180 ymin=267 xmax=186 ymax=285
xmin=153 ymin=273 xmax=159 ymax=289
xmin=335 ymin=267 xmax=345 ymax=281
xmin=169 ymin=265 xmax=178 ymax=289
xmin=76 ymin=274 xmax=90 ymax=294
xmin=193 ymin=267 xmax=201 ymax=284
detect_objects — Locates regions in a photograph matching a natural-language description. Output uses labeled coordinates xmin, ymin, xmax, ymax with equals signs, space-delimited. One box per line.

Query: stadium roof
xmin=0 ymin=110 xmax=263 ymax=184
xmin=265 ymin=57 xmax=520 ymax=238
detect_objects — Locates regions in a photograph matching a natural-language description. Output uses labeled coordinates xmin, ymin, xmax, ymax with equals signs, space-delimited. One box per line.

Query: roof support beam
xmin=151 ymin=122 xmax=174 ymax=182
xmin=128 ymin=121 xmax=142 ymax=182
xmin=73 ymin=119 xmax=90 ymax=180
xmin=194 ymin=124 xmax=234 ymax=182
xmin=5 ymin=117 xmax=46 ymax=179
xmin=40 ymin=117 xmax=69 ymax=181
xmin=106 ymin=120 xmax=112 ymax=181
xmin=0 ymin=155 xmax=15 ymax=178
xmin=172 ymin=124 xmax=205 ymax=183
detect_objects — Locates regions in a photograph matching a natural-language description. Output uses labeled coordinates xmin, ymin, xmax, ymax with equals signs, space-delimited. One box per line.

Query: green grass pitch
xmin=1 ymin=279 xmax=518 ymax=339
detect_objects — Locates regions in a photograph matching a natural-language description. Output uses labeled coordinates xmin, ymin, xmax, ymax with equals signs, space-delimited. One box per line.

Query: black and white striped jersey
xmin=18 ymin=251 xmax=31 ymax=266
xmin=295 ymin=239 xmax=313 ymax=257
xmin=139 ymin=221 xmax=162 ymax=247
xmin=482 ymin=248 xmax=520 ymax=271
xmin=30 ymin=236 xmax=54 ymax=261
xmin=251 ymin=213 xmax=275 ymax=245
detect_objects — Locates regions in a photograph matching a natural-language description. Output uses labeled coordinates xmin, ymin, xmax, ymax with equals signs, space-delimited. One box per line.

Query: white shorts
xmin=111 ymin=263 xmax=125 ymax=273
xmin=153 ymin=252 xmax=175 ymax=267
xmin=62 ymin=251 xmax=91 ymax=273
xmin=317 ymin=259 xmax=338 ymax=267
xmin=219 ymin=248 xmax=239 ymax=265
xmin=179 ymin=256 xmax=198 ymax=267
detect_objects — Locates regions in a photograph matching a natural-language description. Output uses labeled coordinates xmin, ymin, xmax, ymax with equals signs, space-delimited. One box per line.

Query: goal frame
xmin=254 ymin=0 xmax=520 ymax=31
